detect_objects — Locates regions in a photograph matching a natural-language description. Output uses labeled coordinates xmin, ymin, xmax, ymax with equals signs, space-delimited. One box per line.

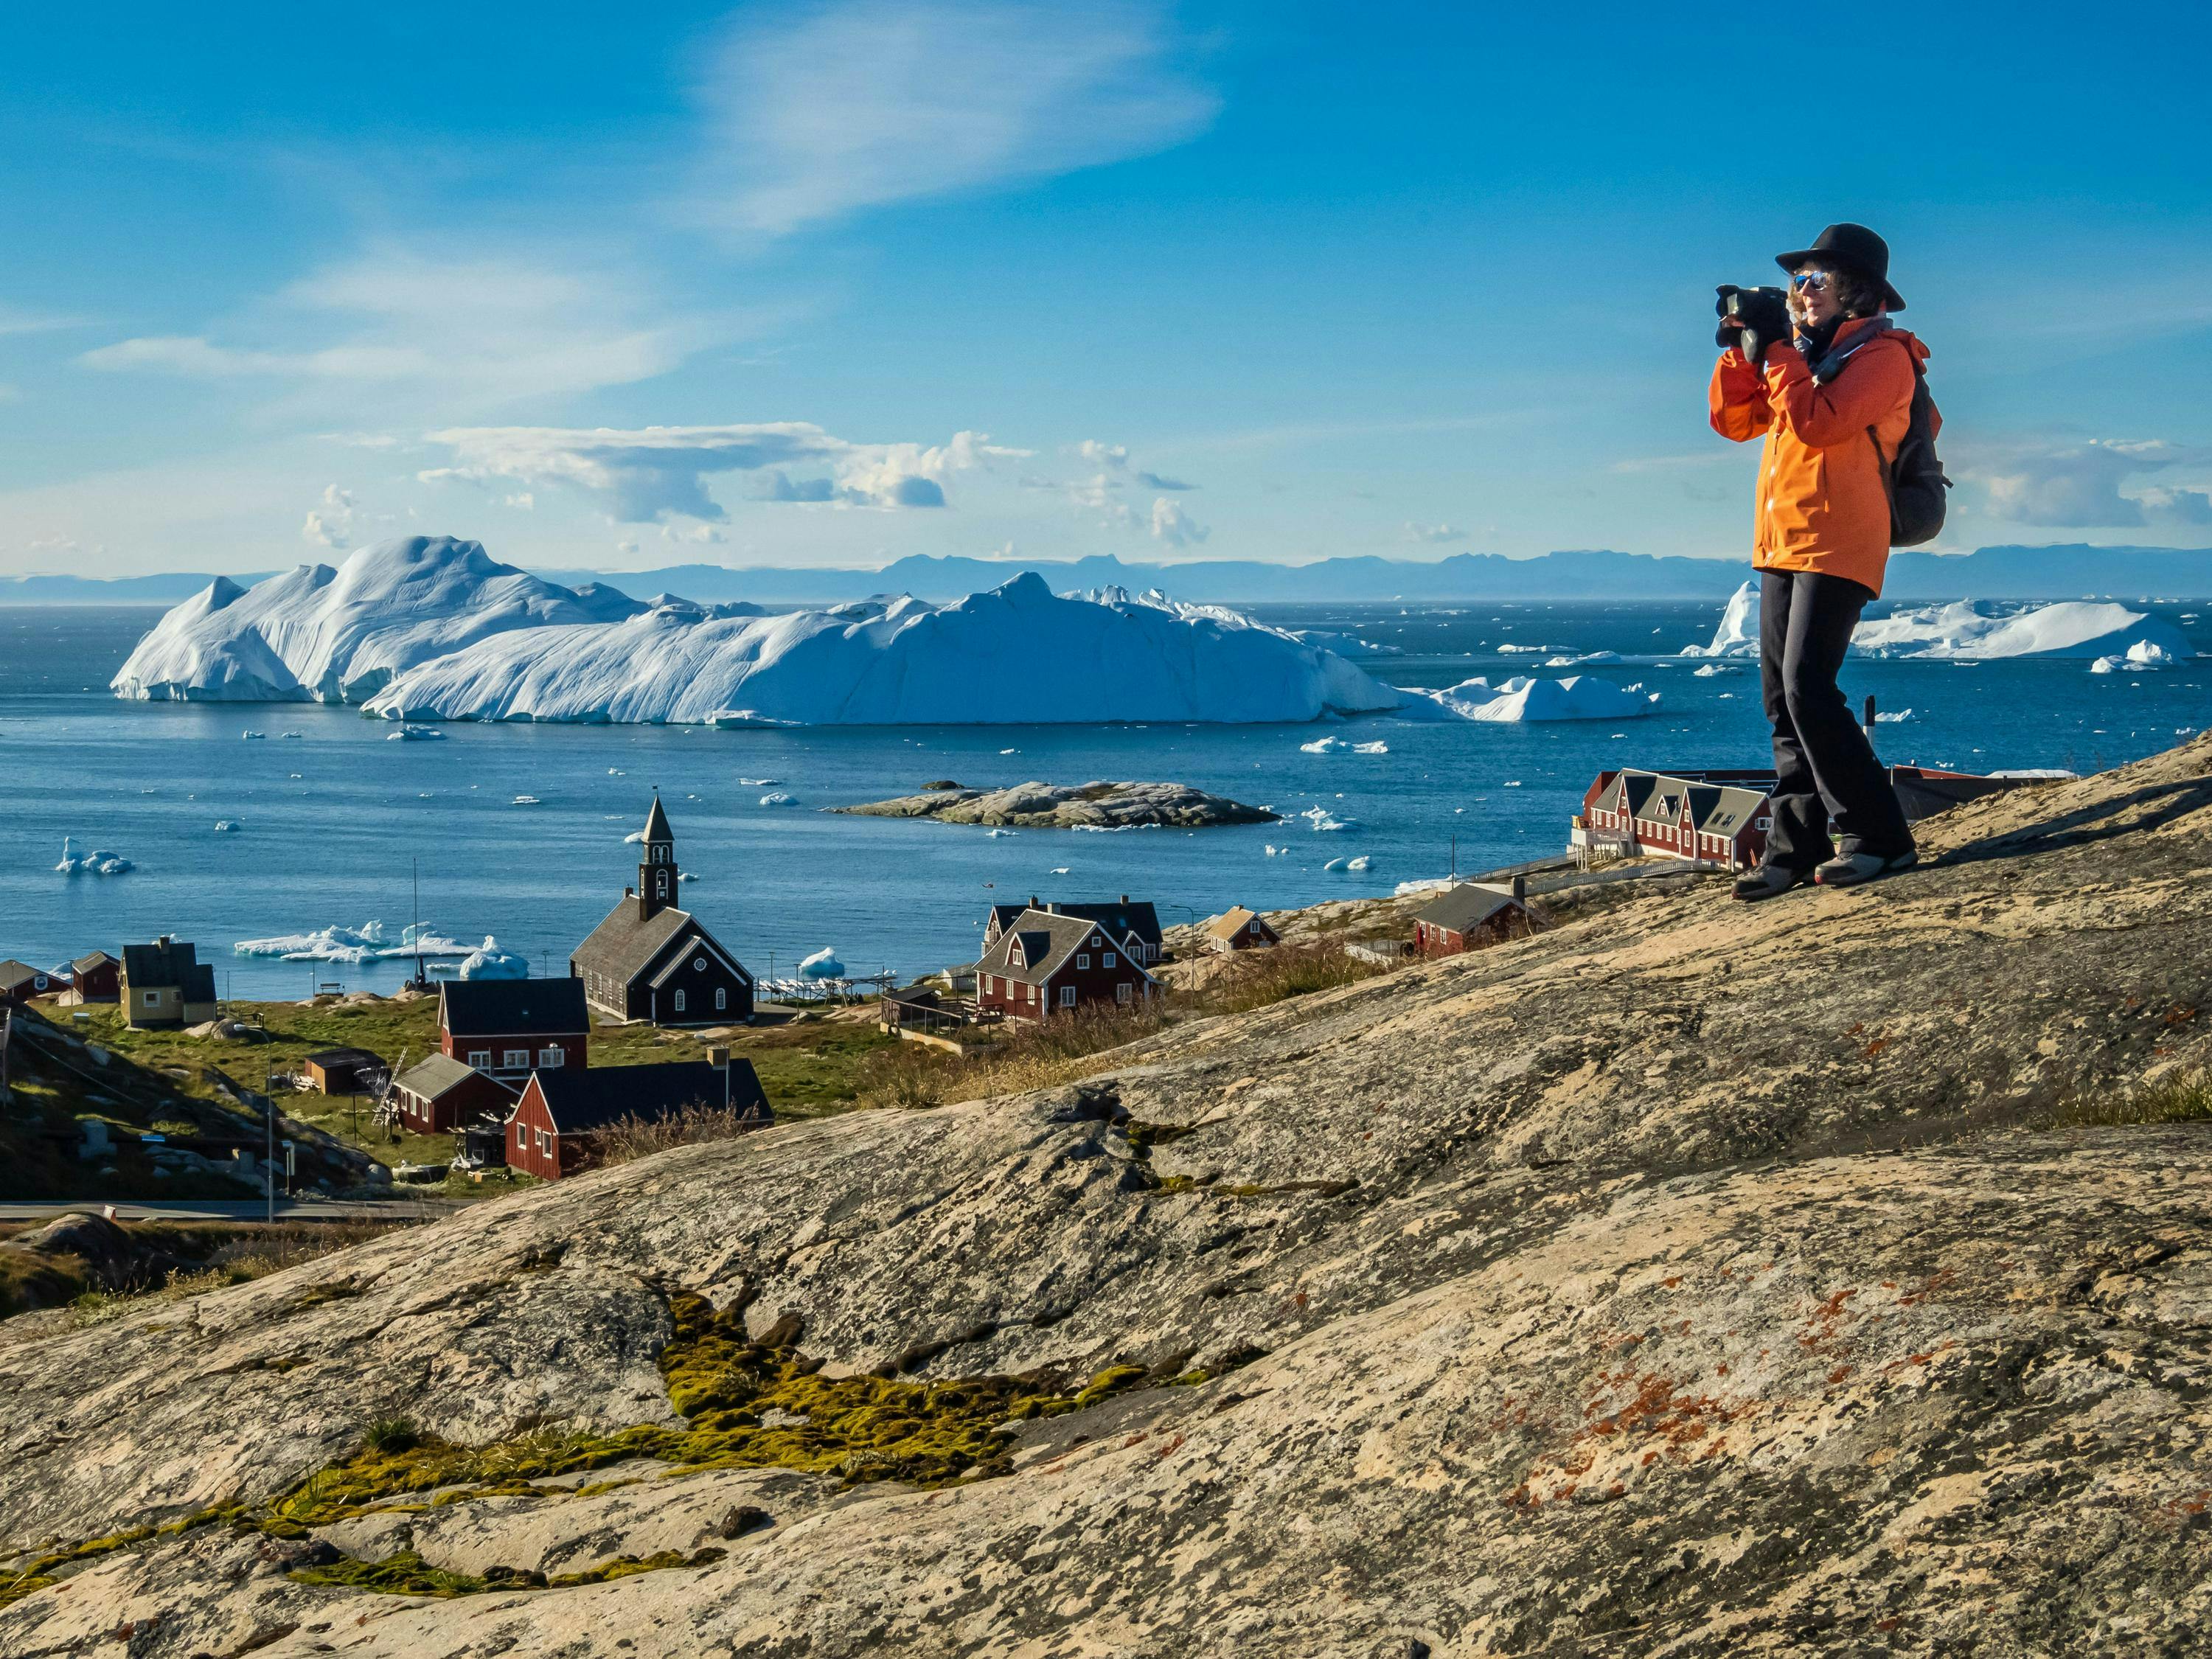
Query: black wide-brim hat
xmin=1775 ymin=222 xmax=1906 ymax=311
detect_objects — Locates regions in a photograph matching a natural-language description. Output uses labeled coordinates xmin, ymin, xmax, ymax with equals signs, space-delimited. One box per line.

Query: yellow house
xmin=120 ymin=936 xmax=218 ymax=1029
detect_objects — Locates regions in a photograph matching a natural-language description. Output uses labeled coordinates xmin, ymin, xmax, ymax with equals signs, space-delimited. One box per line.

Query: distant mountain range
xmin=11 ymin=543 xmax=2212 ymax=606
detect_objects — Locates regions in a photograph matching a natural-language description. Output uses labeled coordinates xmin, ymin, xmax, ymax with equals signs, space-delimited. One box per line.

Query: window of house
xmin=468 ymin=1049 xmax=492 ymax=1068
xmin=715 ymin=987 xmax=726 ymax=1010
xmin=1116 ymin=982 xmax=1132 ymax=1004
xmin=1103 ymin=952 xmax=1116 ymax=969
xmin=694 ymin=956 xmax=706 ymax=972
xmin=673 ymin=989 xmax=686 ymax=1013
xmin=537 ymin=1127 xmax=551 ymax=1152
xmin=538 ymin=1047 xmax=563 ymax=1068
xmin=1059 ymin=986 xmax=1077 ymax=1008
xmin=1077 ymin=953 xmax=1091 ymax=970
xmin=143 ymin=990 xmax=159 ymax=1007
xmin=504 ymin=1048 xmax=529 ymax=1069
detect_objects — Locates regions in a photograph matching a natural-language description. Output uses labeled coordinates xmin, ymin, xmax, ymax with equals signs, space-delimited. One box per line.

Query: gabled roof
xmin=395 ymin=1052 xmax=515 ymax=1105
xmin=573 ymin=902 xmax=695 ymax=990
xmin=439 ymin=976 xmax=589 ymax=1038
xmin=646 ymin=931 xmax=751 ymax=990
xmin=978 ymin=909 xmax=1154 ymax=989
xmin=529 ymin=1060 xmax=770 ymax=1134
xmin=1206 ymin=906 xmax=1271 ymax=942
xmin=0 ymin=959 xmax=43 ymax=990
xmin=986 ymin=897 xmax=1163 ymax=950
xmin=120 ymin=940 xmax=217 ymax=1002
xmin=305 ymin=1046 xmax=383 ymax=1069
xmin=1695 ymin=785 xmax=1768 ymax=836
xmin=72 ymin=950 xmax=117 ymax=973
xmin=1412 ymin=883 xmax=1526 ymax=937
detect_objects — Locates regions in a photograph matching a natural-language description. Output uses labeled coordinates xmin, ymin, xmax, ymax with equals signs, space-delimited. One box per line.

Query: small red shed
xmin=507 ymin=1057 xmax=771 ymax=1181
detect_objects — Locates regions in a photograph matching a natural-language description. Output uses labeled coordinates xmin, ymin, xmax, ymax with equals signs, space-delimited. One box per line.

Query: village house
xmin=120 ymin=936 xmax=218 ymax=1029
xmin=438 ymin=977 xmax=590 ymax=1082
xmin=984 ymin=895 xmax=1166 ymax=966
xmin=1205 ymin=906 xmax=1281 ymax=953
xmin=391 ymin=1052 xmax=518 ymax=1135
xmin=507 ymin=1055 xmax=771 ymax=1181
xmin=572 ymin=796 xmax=754 ymax=1027
xmin=61 ymin=950 xmax=120 ymax=1004
xmin=1411 ymin=880 xmax=1539 ymax=958
xmin=0 ymin=961 xmax=55 ymax=1006
xmin=975 ymin=905 xmax=1161 ymax=1021
xmin=303 ymin=1047 xmax=386 ymax=1095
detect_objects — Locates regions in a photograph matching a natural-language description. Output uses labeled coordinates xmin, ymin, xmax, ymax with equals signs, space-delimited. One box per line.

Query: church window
xmin=715 ymin=988 xmax=726 ymax=1010
xmin=674 ymin=989 xmax=686 ymax=1013
xmin=694 ymin=956 xmax=706 ymax=971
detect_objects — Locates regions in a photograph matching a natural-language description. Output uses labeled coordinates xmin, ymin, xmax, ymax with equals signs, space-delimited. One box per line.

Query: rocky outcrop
xmin=5 ymin=738 xmax=2212 ymax=1655
xmin=836 ymin=779 xmax=1277 ymax=828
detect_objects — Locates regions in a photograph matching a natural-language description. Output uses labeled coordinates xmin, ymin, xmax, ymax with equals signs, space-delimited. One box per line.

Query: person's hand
xmin=1728 ymin=288 xmax=1792 ymax=366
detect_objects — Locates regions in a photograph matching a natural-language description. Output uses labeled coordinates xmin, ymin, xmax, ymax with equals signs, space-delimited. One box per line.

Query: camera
xmin=1715 ymin=284 xmax=1791 ymax=357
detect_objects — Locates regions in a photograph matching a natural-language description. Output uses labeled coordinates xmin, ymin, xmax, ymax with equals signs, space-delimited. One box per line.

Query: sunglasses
xmin=1790 ymin=270 xmax=1833 ymax=291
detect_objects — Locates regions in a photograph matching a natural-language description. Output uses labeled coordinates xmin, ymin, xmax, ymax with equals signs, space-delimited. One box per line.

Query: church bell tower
xmin=637 ymin=793 xmax=678 ymax=919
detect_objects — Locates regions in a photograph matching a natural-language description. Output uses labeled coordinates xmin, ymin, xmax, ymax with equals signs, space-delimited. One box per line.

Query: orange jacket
xmin=1708 ymin=317 xmax=1934 ymax=597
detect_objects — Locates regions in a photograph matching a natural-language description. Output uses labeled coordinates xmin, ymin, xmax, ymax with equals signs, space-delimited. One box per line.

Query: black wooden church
xmin=571 ymin=795 xmax=755 ymax=1026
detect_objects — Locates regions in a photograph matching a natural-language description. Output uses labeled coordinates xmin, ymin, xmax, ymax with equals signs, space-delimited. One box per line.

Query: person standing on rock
xmin=1709 ymin=223 xmax=1931 ymax=899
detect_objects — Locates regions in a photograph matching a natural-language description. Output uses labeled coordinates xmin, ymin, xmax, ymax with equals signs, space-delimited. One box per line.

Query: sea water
xmin=3 ymin=599 xmax=2206 ymax=997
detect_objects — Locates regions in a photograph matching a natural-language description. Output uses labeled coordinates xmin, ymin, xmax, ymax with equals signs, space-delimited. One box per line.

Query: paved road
xmin=0 ymin=1196 xmax=465 ymax=1224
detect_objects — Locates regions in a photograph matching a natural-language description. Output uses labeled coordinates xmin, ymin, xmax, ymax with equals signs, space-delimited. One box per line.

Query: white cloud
xmin=302 ymin=484 xmax=358 ymax=549
xmin=1149 ymin=496 xmax=1207 ymax=546
xmin=418 ymin=422 xmax=1025 ymax=521
xmin=82 ymin=246 xmax=734 ymax=411
xmin=1967 ymin=437 xmax=2210 ymax=529
xmin=502 ymin=492 xmax=535 ymax=510
xmin=1403 ymin=521 xmax=1464 ymax=543
xmin=692 ymin=0 xmax=1217 ymax=235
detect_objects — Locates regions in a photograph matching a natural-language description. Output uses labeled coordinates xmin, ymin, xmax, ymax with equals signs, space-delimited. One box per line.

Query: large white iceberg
xmin=233 ymin=920 xmax=471 ymax=964
xmin=455 ymin=937 xmax=530 ymax=980
xmin=1683 ymin=577 xmax=2197 ymax=664
xmin=111 ymin=536 xmax=650 ymax=703
xmin=1391 ymin=675 xmax=1661 ymax=723
xmin=355 ymin=569 xmax=1399 ymax=726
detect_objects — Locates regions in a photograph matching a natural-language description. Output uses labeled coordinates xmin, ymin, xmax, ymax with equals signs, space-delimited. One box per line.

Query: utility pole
xmin=263 ymin=1057 xmax=276 ymax=1222
xmin=1450 ymin=832 xmax=1457 ymax=879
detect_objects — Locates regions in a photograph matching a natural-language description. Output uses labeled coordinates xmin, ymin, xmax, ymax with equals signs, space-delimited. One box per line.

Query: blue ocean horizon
xmin=4 ymin=599 xmax=2206 ymax=998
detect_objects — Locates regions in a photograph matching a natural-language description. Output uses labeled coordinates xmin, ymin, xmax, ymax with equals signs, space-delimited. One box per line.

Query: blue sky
xmin=4 ymin=0 xmax=2210 ymax=577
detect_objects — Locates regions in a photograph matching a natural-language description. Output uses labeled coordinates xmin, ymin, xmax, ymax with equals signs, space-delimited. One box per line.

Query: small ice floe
xmin=1265 ymin=844 xmax=1288 ymax=856
xmin=55 ymin=836 xmax=133 ymax=876
xmin=1874 ymin=709 xmax=1915 ymax=723
xmin=608 ymin=768 xmax=625 ymax=775
xmin=1324 ymin=856 xmax=1346 ymax=871
xmin=279 ymin=731 xmax=303 ymax=739
xmin=2180 ymin=727 xmax=2199 ymax=737
xmin=288 ymin=773 xmax=303 ymax=780
xmin=999 ymin=748 xmax=1019 ymax=755
xmin=1352 ymin=740 xmax=1389 ymax=754
xmin=737 ymin=776 xmax=782 ymax=786
xmin=624 ymin=830 xmax=647 ymax=843
xmin=1504 ymin=780 xmax=1523 ymax=787
xmin=1717 ymin=692 xmax=1736 ymax=700
xmin=512 ymin=795 xmax=542 ymax=805
xmin=241 ymin=730 xmax=266 ymax=740
xmin=1049 ymin=866 xmax=1071 ymax=875
xmin=1300 ymin=735 xmax=1346 ymax=754
xmin=678 ymin=872 xmax=698 ymax=882
xmin=799 ymin=947 xmax=845 ymax=979
xmin=213 ymin=820 xmax=242 ymax=833
xmin=1495 ymin=644 xmax=1549 ymax=654
xmin=1346 ymin=855 xmax=1371 ymax=872
xmin=417 ymin=792 xmax=434 ymax=799
xmin=457 ymin=936 xmax=529 ymax=980
xmin=1394 ymin=877 xmax=1455 ymax=897
xmin=1301 ymin=805 xmax=1350 ymax=832
xmin=986 ymin=828 xmax=1018 ymax=838
xmin=759 ymin=792 xmax=797 ymax=806
xmin=1692 ymin=663 xmax=1739 ymax=678
xmin=388 ymin=724 xmax=445 ymax=741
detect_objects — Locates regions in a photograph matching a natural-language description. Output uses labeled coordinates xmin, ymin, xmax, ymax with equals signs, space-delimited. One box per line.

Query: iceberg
xmin=2090 ymin=639 xmax=2188 ymax=673
xmin=799 ymin=947 xmax=846 ymax=980
xmin=456 ymin=937 xmax=529 ymax=980
xmin=1686 ymin=577 xmax=2198 ymax=664
xmin=1691 ymin=663 xmax=1741 ymax=678
xmin=1352 ymin=740 xmax=1389 ymax=754
xmin=116 ymin=549 xmax=1413 ymax=726
xmin=1300 ymin=736 xmax=1346 ymax=754
xmin=213 ymin=820 xmax=243 ymax=832
xmin=386 ymin=724 xmax=446 ymax=741
xmin=759 ymin=792 xmax=798 ymax=807
xmin=234 ymin=920 xmax=471 ymax=964
xmin=112 ymin=535 xmax=651 ymax=703
xmin=55 ymin=837 xmax=133 ymax=876
xmin=1391 ymin=675 xmax=1660 ymax=723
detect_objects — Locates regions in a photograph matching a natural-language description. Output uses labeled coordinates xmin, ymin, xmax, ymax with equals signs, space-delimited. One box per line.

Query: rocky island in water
xmin=835 ymin=779 xmax=1277 ymax=829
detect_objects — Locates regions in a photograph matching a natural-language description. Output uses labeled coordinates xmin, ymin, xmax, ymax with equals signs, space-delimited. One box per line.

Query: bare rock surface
xmin=7 ymin=737 xmax=2212 ymax=1655
xmin=835 ymin=778 xmax=1276 ymax=827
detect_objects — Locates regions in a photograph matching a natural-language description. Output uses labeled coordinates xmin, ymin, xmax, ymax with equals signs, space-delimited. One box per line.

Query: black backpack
xmin=1871 ymin=359 xmax=1948 ymax=546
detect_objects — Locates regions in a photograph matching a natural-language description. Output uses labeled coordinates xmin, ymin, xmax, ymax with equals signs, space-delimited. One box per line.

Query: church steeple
xmin=637 ymin=792 xmax=678 ymax=919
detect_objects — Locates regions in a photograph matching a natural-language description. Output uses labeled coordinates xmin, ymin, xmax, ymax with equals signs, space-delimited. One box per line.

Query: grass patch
xmin=593 ymin=1103 xmax=777 ymax=1166
xmin=1182 ymin=939 xmax=1389 ymax=1018
xmin=2040 ymin=1068 xmax=2212 ymax=1129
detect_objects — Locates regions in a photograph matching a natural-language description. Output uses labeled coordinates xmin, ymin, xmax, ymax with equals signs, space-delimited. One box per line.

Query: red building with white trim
xmin=975 ymin=905 xmax=1159 ymax=1021
xmin=438 ymin=978 xmax=590 ymax=1085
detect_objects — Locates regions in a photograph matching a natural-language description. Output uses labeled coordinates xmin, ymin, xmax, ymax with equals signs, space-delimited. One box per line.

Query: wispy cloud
xmin=0 ymin=303 xmax=91 ymax=336
xmin=1402 ymin=521 xmax=1464 ymax=543
xmin=418 ymin=422 xmax=1027 ymax=521
xmin=81 ymin=246 xmax=745 ymax=411
xmin=689 ymin=0 xmax=1217 ymax=236
xmin=302 ymin=484 xmax=357 ymax=549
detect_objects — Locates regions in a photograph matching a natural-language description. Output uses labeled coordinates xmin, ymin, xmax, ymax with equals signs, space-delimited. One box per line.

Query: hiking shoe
xmin=1731 ymin=863 xmax=1814 ymax=902
xmin=1813 ymin=849 xmax=1919 ymax=888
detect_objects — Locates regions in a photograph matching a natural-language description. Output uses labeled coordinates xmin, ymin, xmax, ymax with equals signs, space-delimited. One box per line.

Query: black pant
xmin=1758 ymin=570 xmax=1913 ymax=869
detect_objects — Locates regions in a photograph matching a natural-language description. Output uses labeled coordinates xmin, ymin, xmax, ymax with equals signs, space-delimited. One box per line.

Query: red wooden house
xmin=1577 ymin=769 xmax=1775 ymax=869
xmin=975 ymin=905 xmax=1160 ymax=1021
xmin=0 ymin=961 xmax=54 ymax=1006
xmin=507 ymin=1057 xmax=771 ymax=1180
xmin=391 ymin=1053 xmax=518 ymax=1135
xmin=439 ymin=978 xmax=590 ymax=1084
xmin=1411 ymin=882 xmax=1538 ymax=958
xmin=1204 ymin=907 xmax=1281 ymax=953
xmin=65 ymin=951 xmax=120 ymax=1004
